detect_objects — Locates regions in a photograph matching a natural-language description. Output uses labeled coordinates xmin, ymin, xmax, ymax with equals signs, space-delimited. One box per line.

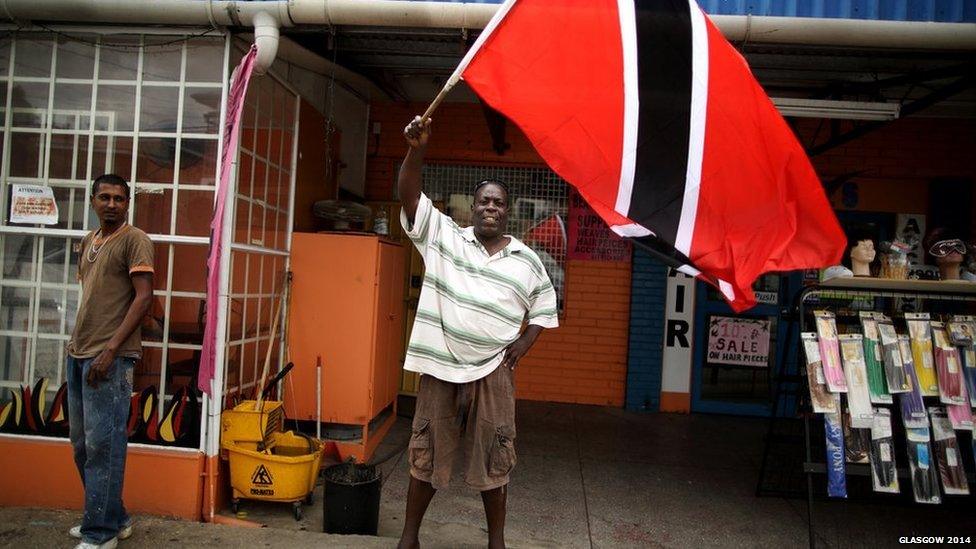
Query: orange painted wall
xmin=0 ymin=435 xmax=204 ymax=520
xmin=364 ymin=102 xmax=629 ymax=407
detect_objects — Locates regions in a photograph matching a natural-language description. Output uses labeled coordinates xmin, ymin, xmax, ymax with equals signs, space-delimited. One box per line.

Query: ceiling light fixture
xmin=771 ymin=98 xmax=901 ymax=121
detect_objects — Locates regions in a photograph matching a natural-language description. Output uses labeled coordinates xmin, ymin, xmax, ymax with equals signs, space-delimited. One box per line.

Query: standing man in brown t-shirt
xmin=66 ymin=174 xmax=154 ymax=549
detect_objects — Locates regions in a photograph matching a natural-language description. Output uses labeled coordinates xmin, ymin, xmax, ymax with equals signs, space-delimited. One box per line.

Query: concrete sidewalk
xmin=3 ymin=401 xmax=975 ymax=548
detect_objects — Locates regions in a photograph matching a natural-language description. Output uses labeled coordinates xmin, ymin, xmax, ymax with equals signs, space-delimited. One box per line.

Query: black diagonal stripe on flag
xmin=625 ymin=0 xmax=692 ymax=246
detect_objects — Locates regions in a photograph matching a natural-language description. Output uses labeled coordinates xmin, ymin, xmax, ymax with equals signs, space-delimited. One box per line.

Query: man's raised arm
xmin=398 ymin=115 xmax=431 ymax=224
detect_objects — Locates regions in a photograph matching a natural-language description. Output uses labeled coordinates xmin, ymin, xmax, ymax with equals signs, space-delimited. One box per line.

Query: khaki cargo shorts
xmin=408 ymin=365 xmax=516 ymax=492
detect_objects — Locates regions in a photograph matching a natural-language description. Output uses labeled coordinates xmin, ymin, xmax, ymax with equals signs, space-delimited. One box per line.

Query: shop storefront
xmin=0 ymin=0 xmax=972 ymax=525
xmin=0 ymin=29 xmax=300 ymax=519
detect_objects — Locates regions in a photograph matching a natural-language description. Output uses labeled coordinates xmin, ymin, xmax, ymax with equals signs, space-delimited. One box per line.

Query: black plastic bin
xmin=323 ymin=463 xmax=381 ymax=535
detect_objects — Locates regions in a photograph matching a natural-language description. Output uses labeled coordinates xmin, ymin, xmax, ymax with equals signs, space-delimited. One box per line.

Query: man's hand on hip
xmin=87 ymin=347 xmax=118 ymax=388
xmin=501 ymin=337 xmax=532 ymax=371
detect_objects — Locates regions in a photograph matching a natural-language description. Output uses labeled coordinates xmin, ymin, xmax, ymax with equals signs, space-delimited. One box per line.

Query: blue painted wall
xmin=415 ymin=0 xmax=976 ymax=22
xmin=625 ymin=250 xmax=668 ymax=412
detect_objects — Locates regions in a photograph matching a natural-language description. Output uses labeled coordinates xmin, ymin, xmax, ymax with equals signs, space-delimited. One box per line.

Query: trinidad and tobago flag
xmin=446 ymin=0 xmax=846 ymax=311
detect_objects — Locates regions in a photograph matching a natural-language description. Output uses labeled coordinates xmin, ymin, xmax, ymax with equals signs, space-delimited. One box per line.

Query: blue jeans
xmin=67 ymin=355 xmax=134 ymax=544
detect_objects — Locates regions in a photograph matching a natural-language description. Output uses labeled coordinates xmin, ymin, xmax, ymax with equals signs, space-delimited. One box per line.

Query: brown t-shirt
xmin=68 ymin=224 xmax=155 ymax=359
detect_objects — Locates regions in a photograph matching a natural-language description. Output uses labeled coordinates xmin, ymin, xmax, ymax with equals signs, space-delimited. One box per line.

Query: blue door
xmin=690 ymin=274 xmax=798 ymax=416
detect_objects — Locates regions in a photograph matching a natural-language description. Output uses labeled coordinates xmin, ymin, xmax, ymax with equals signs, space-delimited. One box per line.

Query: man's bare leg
xmin=398 ymin=476 xmax=436 ymax=549
xmin=481 ymin=485 xmax=507 ymax=549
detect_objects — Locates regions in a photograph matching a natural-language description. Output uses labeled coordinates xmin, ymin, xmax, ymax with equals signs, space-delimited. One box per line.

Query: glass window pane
xmin=250 ymin=204 xmax=265 ymax=247
xmin=142 ymin=39 xmax=183 ymax=82
xmin=179 ymin=139 xmax=217 ymax=186
xmin=0 ymin=286 xmax=34 ymax=331
xmin=37 ymin=288 xmax=65 ymax=334
xmin=140 ymin=86 xmax=179 ymax=132
xmin=14 ymin=35 xmax=53 ymax=77
xmin=52 ymin=84 xmax=92 ymax=130
xmin=95 ymin=85 xmax=136 ymax=131
xmin=237 ymin=152 xmax=253 ymax=198
xmin=49 ymin=135 xmax=80 ymax=180
xmin=246 ymin=254 xmax=261 ymax=294
xmin=0 ymin=36 xmax=11 ymax=77
xmin=136 ymin=137 xmax=176 ymax=184
xmin=34 ymin=338 xmax=64 ymax=385
xmin=175 ymin=189 xmax=213 ymax=237
xmin=240 ymin=101 xmax=256 ymax=152
xmin=230 ymin=251 xmax=246 ymax=294
xmin=97 ymin=37 xmax=139 ymax=81
xmin=41 ymin=236 xmax=68 ymax=284
xmin=172 ymin=245 xmax=206 ymax=294
xmin=92 ymin=135 xmax=134 ymax=181
xmin=166 ymin=347 xmax=199 ymax=399
xmin=133 ymin=187 xmax=173 ymax=234
xmin=12 ymin=82 xmax=49 ymax=128
xmin=134 ymin=347 xmax=163 ymax=392
xmin=2 ymin=234 xmax=36 ymax=281
xmin=8 ymin=132 xmax=41 ymax=178
xmin=252 ymin=162 xmax=266 ymax=202
xmin=185 ymin=37 xmax=224 ymax=82
xmin=56 ymin=36 xmax=96 ymax=79
xmin=149 ymin=242 xmax=169 ymax=292
xmin=233 ymin=198 xmax=250 ymax=245
xmin=0 ymin=335 xmax=30 ymax=383
xmin=183 ymin=87 xmax=220 ymax=134
xmin=169 ymin=296 xmax=204 ymax=345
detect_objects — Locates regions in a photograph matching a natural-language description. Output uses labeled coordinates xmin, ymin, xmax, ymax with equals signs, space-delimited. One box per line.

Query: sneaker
xmin=74 ymin=538 xmax=118 ymax=549
xmin=69 ymin=523 xmax=132 ymax=540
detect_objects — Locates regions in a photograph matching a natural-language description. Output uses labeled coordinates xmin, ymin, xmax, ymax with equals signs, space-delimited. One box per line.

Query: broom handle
xmin=254 ymin=287 xmax=286 ymax=411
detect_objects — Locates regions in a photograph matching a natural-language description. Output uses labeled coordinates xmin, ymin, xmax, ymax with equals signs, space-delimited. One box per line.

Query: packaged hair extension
xmin=897 ymin=335 xmax=928 ymax=429
xmin=840 ymin=334 xmax=874 ymax=429
xmin=906 ymin=313 xmax=938 ymax=397
xmin=815 ymin=311 xmax=847 ymax=393
xmin=843 ymin=408 xmax=870 ymax=464
xmin=869 ymin=408 xmax=899 ymax=493
xmin=905 ymin=426 xmax=941 ymax=504
xmin=931 ymin=322 xmax=966 ymax=405
xmin=948 ymin=316 xmax=976 ymax=407
xmin=824 ymin=400 xmax=847 ymax=498
xmin=877 ymin=320 xmax=909 ymax=393
xmin=860 ymin=313 xmax=891 ymax=404
xmin=947 ymin=393 xmax=974 ymax=431
xmin=801 ymin=332 xmax=839 ymax=414
xmin=929 ymin=407 xmax=970 ymax=496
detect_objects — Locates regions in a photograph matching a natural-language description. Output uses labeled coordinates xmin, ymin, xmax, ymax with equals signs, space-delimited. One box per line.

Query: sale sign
xmin=707 ymin=316 xmax=771 ymax=367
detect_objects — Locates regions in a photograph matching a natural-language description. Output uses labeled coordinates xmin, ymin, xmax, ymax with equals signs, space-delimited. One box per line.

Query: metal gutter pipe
xmin=0 ymin=0 xmax=973 ymax=52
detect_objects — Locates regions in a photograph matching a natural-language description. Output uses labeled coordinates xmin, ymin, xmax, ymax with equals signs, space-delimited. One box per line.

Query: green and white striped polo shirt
xmin=401 ymin=193 xmax=559 ymax=383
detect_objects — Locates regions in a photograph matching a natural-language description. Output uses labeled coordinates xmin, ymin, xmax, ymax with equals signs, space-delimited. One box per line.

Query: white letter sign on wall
xmin=660 ymin=268 xmax=695 ymax=412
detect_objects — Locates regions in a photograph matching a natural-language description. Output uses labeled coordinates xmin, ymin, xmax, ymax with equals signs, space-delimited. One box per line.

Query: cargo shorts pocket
xmin=488 ymin=425 xmax=517 ymax=477
xmin=409 ymin=418 xmax=433 ymax=474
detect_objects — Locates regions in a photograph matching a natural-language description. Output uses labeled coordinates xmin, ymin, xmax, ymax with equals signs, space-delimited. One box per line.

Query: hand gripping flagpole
xmin=420 ymin=0 xmax=518 ymax=121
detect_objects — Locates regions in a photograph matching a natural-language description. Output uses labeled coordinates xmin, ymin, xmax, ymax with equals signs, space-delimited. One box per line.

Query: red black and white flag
xmin=447 ymin=0 xmax=845 ymax=311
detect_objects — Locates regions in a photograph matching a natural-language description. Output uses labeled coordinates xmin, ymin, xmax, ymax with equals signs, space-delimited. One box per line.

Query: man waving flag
xmin=427 ymin=0 xmax=845 ymax=311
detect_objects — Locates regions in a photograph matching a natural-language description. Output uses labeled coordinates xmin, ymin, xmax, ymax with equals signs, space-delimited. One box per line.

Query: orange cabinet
xmin=285 ymin=232 xmax=405 ymax=461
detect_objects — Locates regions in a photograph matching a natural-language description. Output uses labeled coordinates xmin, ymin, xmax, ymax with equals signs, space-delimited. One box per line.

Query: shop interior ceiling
xmin=284 ymin=26 xmax=975 ymax=156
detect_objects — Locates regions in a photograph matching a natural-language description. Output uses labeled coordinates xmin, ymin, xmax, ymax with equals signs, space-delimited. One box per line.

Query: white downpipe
xmin=251 ymin=10 xmax=279 ymax=76
xmin=0 ymin=0 xmax=973 ymax=51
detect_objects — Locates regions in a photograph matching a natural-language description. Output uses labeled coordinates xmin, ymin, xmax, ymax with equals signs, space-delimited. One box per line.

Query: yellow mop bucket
xmin=220 ymin=399 xmax=284 ymax=448
xmin=226 ymin=430 xmax=323 ymax=520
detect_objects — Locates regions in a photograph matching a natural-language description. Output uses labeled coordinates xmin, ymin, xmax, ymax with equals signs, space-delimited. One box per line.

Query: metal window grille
xmin=420 ymin=163 xmax=569 ymax=311
xmin=0 ymin=31 xmax=230 ymax=451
